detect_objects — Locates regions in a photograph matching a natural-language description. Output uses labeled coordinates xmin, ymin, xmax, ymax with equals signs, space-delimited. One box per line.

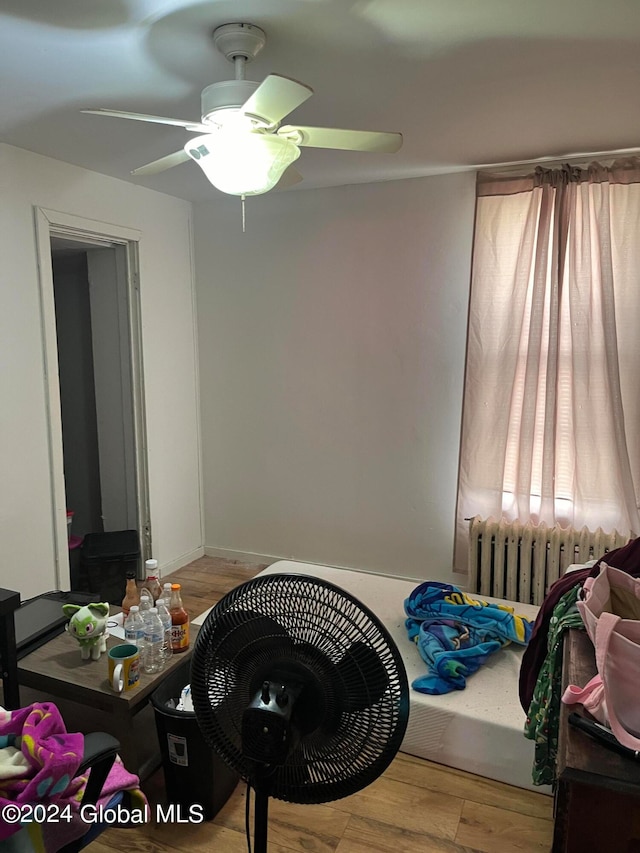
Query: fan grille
xmin=191 ymin=573 xmax=409 ymax=804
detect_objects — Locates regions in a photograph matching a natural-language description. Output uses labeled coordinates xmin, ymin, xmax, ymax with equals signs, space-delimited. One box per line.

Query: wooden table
xmin=553 ymin=628 xmax=640 ymax=852
xmin=17 ymin=613 xmax=199 ymax=780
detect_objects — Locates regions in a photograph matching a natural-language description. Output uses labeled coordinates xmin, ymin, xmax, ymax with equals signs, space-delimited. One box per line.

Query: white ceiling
xmin=3 ymin=0 xmax=640 ymax=203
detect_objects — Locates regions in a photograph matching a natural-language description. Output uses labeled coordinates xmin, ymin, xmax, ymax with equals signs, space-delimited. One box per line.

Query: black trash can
xmin=80 ymin=530 xmax=140 ymax=604
xmin=151 ymin=658 xmax=239 ymax=821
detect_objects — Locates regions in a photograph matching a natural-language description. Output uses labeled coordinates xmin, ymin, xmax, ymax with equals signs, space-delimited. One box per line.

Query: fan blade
xmin=336 ymin=641 xmax=390 ymax=711
xmin=82 ymin=108 xmax=209 ymax=133
xmin=278 ymin=125 xmax=402 ymax=153
xmin=131 ymin=149 xmax=191 ymax=176
xmin=240 ymin=74 xmax=313 ymax=126
xmin=274 ymin=165 xmax=303 ymax=190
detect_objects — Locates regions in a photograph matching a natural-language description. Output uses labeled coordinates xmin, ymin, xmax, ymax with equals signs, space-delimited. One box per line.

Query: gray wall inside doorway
xmin=52 ymin=251 xmax=103 ymax=539
xmin=52 ymin=240 xmax=138 ymax=542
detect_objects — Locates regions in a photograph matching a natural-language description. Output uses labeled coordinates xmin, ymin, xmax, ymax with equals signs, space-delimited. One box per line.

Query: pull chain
xmin=241 ymin=194 xmax=246 ymax=233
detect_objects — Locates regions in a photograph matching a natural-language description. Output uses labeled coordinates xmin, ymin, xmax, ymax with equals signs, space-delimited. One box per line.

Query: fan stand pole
xmin=253 ymin=786 xmax=269 ymax=853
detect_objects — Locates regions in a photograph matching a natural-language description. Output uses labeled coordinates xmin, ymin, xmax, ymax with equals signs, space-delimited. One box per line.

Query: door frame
xmin=34 ymin=207 xmax=151 ymax=589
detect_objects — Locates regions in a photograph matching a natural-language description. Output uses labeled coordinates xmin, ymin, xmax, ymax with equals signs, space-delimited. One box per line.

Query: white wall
xmin=0 ymin=143 xmax=202 ymax=599
xmin=193 ymin=172 xmax=475 ymax=583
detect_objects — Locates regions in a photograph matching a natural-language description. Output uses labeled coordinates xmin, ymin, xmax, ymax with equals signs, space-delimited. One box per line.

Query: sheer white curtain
xmin=455 ymin=161 xmax=640 ymax=571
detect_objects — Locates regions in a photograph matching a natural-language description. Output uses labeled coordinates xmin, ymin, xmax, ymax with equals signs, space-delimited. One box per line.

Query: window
xmin=454 ymin=162 xmax=640 ymax=571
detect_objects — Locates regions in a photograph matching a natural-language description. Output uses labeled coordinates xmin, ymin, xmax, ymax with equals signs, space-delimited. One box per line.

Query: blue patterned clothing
xmin=405 ymin=582 xmax=533 ymax=694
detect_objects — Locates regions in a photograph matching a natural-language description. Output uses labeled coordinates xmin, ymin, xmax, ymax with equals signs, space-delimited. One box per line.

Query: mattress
xmin=193 ymin=559 xmax=551 ymax=794
xmin=264 ymin=561 xmax=552 ymax=794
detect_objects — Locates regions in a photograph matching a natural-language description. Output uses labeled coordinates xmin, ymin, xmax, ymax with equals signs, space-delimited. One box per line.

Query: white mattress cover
xmin=193 ymin=559 xmax=551 ymax=794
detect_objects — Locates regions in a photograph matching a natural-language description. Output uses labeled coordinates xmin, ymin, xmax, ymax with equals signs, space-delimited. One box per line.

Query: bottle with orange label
xmin=169 ymin=583 xmax=189 ymax=653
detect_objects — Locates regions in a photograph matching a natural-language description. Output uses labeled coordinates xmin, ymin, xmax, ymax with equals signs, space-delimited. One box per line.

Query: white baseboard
xmin=202 ymin=546 xmax=432 ymax=586
xmin=203 ymin=545 xmax=280 ymax=565
xmin=160 ymin=546 xmax=205 ymax=578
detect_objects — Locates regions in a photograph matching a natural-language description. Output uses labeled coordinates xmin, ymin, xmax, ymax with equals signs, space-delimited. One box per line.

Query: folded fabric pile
xmin=0 ymin=703 xmax=147 ymax=853
xmin=405 ymin=582 xmax=533 ymax=694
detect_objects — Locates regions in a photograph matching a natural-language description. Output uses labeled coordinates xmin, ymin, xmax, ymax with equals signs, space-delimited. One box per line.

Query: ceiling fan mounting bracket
xmin=212 ymin=23 xmax=267 ymax=63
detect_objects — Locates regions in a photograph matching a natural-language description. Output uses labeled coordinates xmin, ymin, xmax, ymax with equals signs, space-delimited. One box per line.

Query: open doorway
xmin=52 ymin=240 xmax=139 ymax=535
xmin=35 ymin=209 xmax=151 ymax=589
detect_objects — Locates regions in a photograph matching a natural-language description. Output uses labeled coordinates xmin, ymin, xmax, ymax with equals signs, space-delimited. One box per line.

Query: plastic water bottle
xmin=156 ymin=598 xmax=173 ymax=663
xmin=143 ymin=607 xmax=165 ymax=674
xmin=139 ymin=594 xmax=152 ymax=627
xmin=124 ymin=605 xmax=146 ymax=650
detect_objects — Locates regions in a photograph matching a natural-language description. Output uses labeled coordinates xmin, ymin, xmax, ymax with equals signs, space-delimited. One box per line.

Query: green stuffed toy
xmin=63 ymin=602 xmax=110 ymax=660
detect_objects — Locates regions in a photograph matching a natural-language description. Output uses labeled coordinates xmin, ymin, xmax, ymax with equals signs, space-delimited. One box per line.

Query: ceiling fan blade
xmin=240 ymin=74 xmax=313 ymax=126
xmin=278 ymin=125 xmax=403 ymax=153
xmin=274 ymin=165 xmax=303 ymax=190
xmin=82 ymin=108 xmax=209 ymax=133
xmin=131 ymin=149 xmax=191 ymax=176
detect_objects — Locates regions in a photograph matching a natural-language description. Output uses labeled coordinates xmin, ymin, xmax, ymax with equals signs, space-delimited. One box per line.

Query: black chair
xmin=62 ymin=731 xmax=124 ymax=853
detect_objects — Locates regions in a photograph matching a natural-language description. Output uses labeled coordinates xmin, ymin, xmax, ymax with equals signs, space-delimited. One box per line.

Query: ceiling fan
xmin=82 ymin=22 xmax=403 ymax=197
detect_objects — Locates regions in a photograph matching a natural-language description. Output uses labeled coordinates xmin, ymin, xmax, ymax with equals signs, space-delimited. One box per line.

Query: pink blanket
xmin=0 ymin=703 xmax=146 ymax=851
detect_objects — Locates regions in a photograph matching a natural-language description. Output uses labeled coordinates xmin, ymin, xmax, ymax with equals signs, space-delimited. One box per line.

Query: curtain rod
xmin=475 ymin=145 xmax=640 ymax=175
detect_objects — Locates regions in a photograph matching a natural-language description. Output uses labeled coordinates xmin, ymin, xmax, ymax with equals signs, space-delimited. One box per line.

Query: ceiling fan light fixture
xmin=184 ymin=131 xmax=300 ymax=196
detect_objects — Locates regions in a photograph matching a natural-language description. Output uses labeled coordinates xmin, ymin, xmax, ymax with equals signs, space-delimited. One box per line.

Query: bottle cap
xmin=130 ymin=605 xmax=139 ymax=612
xmin=145 ymin=559 xmax=159 ymax=572
xmin=126 ymin=571 xmax=136 ymax=579
xmin=140 ymin=595 xmax=150 ymax=602
xmin=150 ymin=607 xmax=158 ymax=614
xmin=171 ymin=583 xmax=181 ymax=590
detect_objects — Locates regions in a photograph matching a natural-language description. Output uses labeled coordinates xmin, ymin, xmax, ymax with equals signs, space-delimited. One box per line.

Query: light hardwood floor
xmin=97 ymin=556 xmax=554 ymax=853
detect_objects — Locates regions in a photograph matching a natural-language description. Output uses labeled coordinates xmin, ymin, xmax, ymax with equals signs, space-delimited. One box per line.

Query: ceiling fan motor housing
xmin=201 ymin=80 xmax=260 ymax=124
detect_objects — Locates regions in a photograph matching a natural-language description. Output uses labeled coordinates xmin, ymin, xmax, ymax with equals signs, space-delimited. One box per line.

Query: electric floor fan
xmin=190 ymin=572 xmax=409 ymax=852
